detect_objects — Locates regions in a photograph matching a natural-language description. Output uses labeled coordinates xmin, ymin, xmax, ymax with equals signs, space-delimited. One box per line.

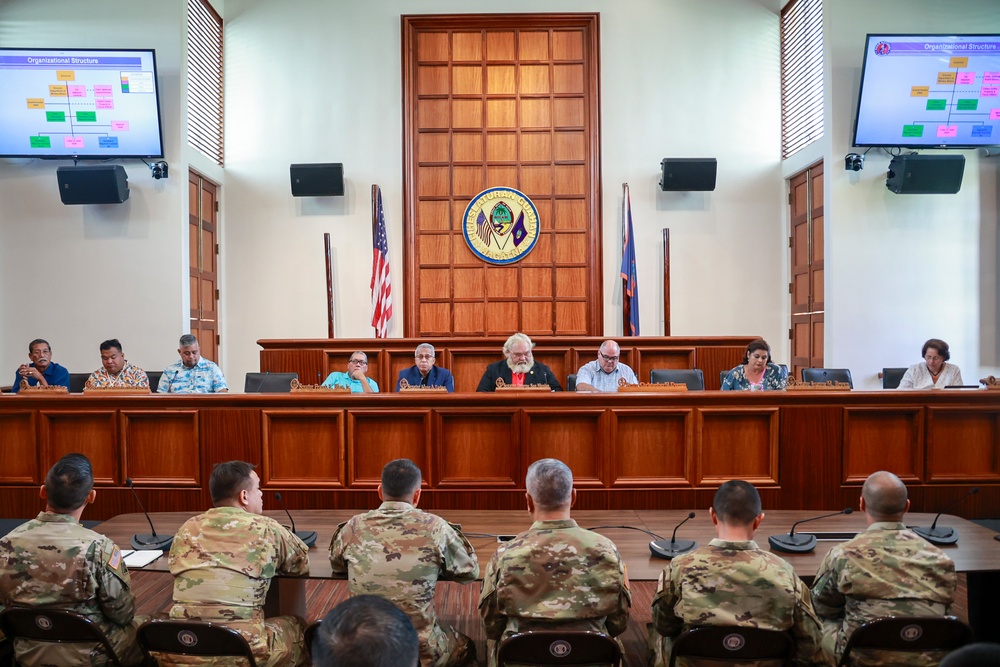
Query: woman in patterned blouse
xmin=721 ymin=338 xmax=788 ymax=391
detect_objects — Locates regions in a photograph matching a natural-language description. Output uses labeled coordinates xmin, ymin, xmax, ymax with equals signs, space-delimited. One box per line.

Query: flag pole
xmin=324 ymin=232 xmax=335 ymax=338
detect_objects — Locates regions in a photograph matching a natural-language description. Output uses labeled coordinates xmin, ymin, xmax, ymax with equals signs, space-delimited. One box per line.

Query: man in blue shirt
xmin=10 ymin=338 xmax=70 ymax=393
xmin=396 ymin=343 xmax=454 ymax=391
xmin=157 ymin=334 xmax=229 ymax=393
xmin=322 ymin=351 xmax=379 ymax=393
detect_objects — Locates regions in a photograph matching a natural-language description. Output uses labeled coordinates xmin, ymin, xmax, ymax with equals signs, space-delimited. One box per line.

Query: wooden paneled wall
xmin=2 ymin=391 xmax=998 ymax=521
xmin=402 ymin=14 xmax=603 ymax=337
xmin=257 ymin=336 xmax=756 ymax=392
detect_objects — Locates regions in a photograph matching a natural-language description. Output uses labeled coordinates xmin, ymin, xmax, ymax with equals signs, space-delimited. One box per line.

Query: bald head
xmin=861 ymin=471 xmax=909 ymax=521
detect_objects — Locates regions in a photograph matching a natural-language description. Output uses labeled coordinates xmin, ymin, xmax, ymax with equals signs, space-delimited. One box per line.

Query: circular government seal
xmin=462 ymin=187 xmax=540 ymax=265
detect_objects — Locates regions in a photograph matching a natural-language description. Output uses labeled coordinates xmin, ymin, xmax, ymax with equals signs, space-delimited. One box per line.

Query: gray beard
xmin=506 ymin=358 xmax=534 ymax=374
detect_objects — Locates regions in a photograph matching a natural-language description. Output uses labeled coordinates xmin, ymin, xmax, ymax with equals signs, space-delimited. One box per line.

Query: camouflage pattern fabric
xmin=166 ymin=506 xmax=309 ymax=667
xmin=648 ymin=538 xmax=825 ymax=667
xmin=479 ymin=518 xmax=631 ymax=667
xmin=0 ymin=511 xmax=145 ymax=666
xmin=329 ymin=501 xmax=479 ymax=667
xmin=811 ymin=522 xmax=957 ymax=667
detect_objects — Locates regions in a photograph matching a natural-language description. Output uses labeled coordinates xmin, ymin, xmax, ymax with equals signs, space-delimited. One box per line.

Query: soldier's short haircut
xmin=29 ymin=338 xmax=50 ymax=353
xmin=44 ymin=453 xmax=94 ymax=511
xmin=712 ymin=480 xmax=762 ymax=525
xmin=862 ymin=470 xmax=908 ymax=520
xmin=525 ymin=458 xmax=573 ymax=511
xmin=381 ymin=459 xmax=422 ymax=499
xmin=209 ymin=461 xmax=257 ymax=505
xmin=178 ymin=334 xmax=198 ymax=348
xmin=940 ymin=643 xmax=1000 ymax=667
xmin=312 ymin=595 xmax=419 ymax=667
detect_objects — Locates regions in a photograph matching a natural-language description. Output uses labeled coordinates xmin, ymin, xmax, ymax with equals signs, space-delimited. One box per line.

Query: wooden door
xmin=789 ymin=161 xmax=823 ymax=379
xmin=188 ymin=170 xmax=220 ymax=363
xmin=402 ymin=14 xmax=602 ymax=337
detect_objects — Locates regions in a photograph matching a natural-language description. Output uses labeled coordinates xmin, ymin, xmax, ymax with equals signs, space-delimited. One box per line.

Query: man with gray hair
xmin=575 ymin=339 xmax=638 ymax=392
xmin=811 ymin=470 xmax=957 ymax=665
xmin=395 ymin=343 xmax=454 ymax=391
xmin=158 ymin=334 xmax=228 ymax=393
xmin=475 ymin=332 xmax=562 ymax=392
xmin=479 ymin=458 xmax=630 ymax=667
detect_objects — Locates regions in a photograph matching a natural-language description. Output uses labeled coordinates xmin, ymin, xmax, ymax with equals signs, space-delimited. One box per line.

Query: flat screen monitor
xmin=852 ymin=34 xmax=1000 ymax=148
xmin=0 ymin=47 xmax=165 ymax=159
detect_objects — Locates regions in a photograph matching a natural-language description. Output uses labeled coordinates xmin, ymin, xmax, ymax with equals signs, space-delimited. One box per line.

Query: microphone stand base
xmin=649 ymin=539 xmax=696 ymax=560
xmin=131 ymin=534 xmax=174 ymax=551
xmin=295 ymin=530 xmax=318 ymax=548
xmin=768 ymin=534 xmax=817 ymax=553
xmin=911 ymin=527 xmax=958 ymax=546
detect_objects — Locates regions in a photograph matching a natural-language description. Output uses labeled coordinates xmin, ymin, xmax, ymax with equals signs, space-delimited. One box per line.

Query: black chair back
xmin=137 ymin=619 xmax=258 ymax=666
xmin=0 ymin=607 xmax=122 ymax=666
xmin=720 ymin=370 xmax=731 ymax=387
xmin=650 ymin=369 xmax=705 ymax=390
xmin=497 ymin=631 xmax=621 ymax=666
xmin=244 ymin=372 xmax=298 ymax=393
xmin=567 ymin=374 xmax=577 ymax=392
xmin=68 ymin=373 xmax=90 ymax=393
xmin=882 ymin=367 xmax=907 ymax=389
xmin=146 ymin=371 xmax=162 ymax=392
xmin=801 ymin=367 xmax=853 ymax=388
xmin=837 ymin=616 xmax=972 ymax=667
xmin=669 ymin=626 xmax=792 ymax=667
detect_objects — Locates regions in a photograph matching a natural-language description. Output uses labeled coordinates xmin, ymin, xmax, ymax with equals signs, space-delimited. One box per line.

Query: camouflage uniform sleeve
xmin=809 ymin=549 xmax=846 ymax=621
xmin=790 ymin=576 xmax=827 ymax=666
xmin=603 ymin=547 xmax=631 ymax=637
xmin=478 ymin=553 xmax=506 ymax=640
xmin=439 ymin=523 xmax=479 ymax=583
xmin=94 ymin=538 xmax=136 ymax=627
xmin=272 ymin=520 xmax=309 ymax=576
xmin=650 ymin=564 xmax=683 ymax=640
xmin=327 ymin=520 xmax=351 ymax=578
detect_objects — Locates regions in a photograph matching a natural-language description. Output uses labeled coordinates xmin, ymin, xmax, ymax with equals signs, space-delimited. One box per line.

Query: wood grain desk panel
xmin=2 ymin=391 xmax=1000 ymax=521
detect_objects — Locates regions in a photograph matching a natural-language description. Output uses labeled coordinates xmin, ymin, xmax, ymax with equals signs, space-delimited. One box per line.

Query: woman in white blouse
xmin=898 ymin=338 xmax=963 ymax=389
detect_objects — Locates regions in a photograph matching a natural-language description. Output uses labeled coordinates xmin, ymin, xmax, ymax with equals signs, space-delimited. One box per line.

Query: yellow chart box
xmin=48 ymin=84 xmax=68 ymax=97
xmin=937 ymin=72 xmax=957 ymax=85
xmin=56 ymin=70 xmax=75 ymax=81
xmin=949 ymin=57 xmax=969 ymax=68
xmin=26 ymin=98 xmax=45 ymax=109
xmin=910 ymin=86 xmax=930 ymax=97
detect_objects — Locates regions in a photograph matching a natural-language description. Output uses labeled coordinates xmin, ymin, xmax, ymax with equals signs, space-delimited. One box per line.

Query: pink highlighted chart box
xmin=96 ymin=99 xmax=114 ymax=110
xmin=94 ymin=85 xmax=114 ymax=97
xmin=984 ymin=72 xmax=1000 ymax=84
xmin=68 ymin=85 xmax=87 ymax=97
xmin=981 ymin=87 xmax=999 ymax=98
xmin=991 ymin=109 xmax=1000 ymax=120
xmin=111 ymin=120 xmax=129 ymax=131
xmin=936 ymin=126 xmax=958 ymax=138
xmin=957 ymin=72 xmax=976 ymax=85
xmin=64 ymin=137 xmax=85 ymax=148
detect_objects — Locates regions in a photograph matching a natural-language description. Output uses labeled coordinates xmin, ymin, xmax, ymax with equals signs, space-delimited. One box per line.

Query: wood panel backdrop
xmin=403 ymin=14 xmax=603 ymax=337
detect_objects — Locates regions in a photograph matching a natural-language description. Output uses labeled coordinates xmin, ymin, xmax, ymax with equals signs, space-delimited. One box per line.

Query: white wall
xmin=822 ymin=0 xmax=1000 ymax=388
xmin=0 ymin=1 xmax=186 ymax=379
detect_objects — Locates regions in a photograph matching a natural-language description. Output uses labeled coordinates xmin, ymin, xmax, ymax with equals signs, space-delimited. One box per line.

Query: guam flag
xmin=620 ymin=184 xmax=639 ymax=336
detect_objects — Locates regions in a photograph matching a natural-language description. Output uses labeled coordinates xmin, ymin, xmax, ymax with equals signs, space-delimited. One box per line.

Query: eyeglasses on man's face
xmin=349 ymin=358 xmax=368 ymax=365
xmin=600 ymin=352 xmax=619 ymax=362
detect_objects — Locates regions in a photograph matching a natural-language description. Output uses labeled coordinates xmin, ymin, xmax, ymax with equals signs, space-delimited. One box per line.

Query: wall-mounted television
xmin=852 ymin=34 xmax=1000 ymax=148
xmin=0 ymin=48 xmax=164 ymax=159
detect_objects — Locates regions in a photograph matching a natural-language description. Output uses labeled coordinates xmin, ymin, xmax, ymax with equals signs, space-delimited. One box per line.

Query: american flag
xmin=620 ymin=183 xmax=640 ymax=336
xmin=370 ymin=185 xmax=393 ymax=337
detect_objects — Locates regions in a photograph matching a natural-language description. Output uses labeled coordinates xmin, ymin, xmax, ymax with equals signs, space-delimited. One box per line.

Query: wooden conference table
xmin=95 ymin=508 xmax=1000 ymax=641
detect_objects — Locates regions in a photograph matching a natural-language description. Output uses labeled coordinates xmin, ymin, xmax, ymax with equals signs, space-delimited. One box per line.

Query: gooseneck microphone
xmin=769 ymin=508 xmax=853 ymax=553
xmin=274 ymin=493 xmax=318 ymax=547
xmin=125 ymin=478 xmax=173 ymax=551
xmin=649 ymin=512 xmax=697 ymax=560
xmin=913 ymin=487 xmax=980 ymax=546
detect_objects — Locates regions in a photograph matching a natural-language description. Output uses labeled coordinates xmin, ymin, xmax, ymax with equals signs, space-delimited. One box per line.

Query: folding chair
xmin=669 ymin=625 xmax=793 ymax=666
xmin=497 ymin=630 xmax=621 ymax=666
xmin=0 ymin=607 xmax=123 ymax=666
xmin=137 ymin=619 xmax=258 ymax=667
xmin=837 ymin=616 xmax=972 ymax=667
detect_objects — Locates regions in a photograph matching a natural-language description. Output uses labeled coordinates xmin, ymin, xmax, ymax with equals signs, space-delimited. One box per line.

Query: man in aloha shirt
xmin=157 ymin=334 xmax=229 ymax=393
xmin=86 ymin=339 xmax=149 ymax=388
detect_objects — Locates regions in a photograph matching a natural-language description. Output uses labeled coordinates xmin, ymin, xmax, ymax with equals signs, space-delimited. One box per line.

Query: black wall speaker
xmin=659 ymin=158 xmax=717 ymax=191
xmin=56 ymin=165 xmax=129 ymax=205
xmin=886 ymin=154 xmax=965 ymax=194
xmin=290 ymin=163 xmax=344 ymax=197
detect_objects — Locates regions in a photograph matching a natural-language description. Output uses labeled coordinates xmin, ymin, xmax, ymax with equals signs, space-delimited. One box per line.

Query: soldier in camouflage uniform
xmin=329 ymin=458 xmax=479 ymax=667
xmin=811 ymin=471 xmax=957 ymax=666
xmin=649 ymin=480 xmax=825 ymax=667
xmin=0 ymin=453 xmax=145 ymax=666
xmin=479 ymin=458 xmax=631 ymax=667
xmin=166 ymin=461 xmax=310 ymax=667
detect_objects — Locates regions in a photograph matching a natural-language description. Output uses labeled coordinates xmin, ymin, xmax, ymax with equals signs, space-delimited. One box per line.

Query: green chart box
xmin=75 ymin=111 xmax=97 ymax=122
xmin=926 ymin=99 xmax=947 ymax=110
xmin=29 ymin=136 xmax=52 ymax=149
xmin=45 ymin=111 xmax=66 ymax=122
xmin=956 ymin=99 xmax=978 ymax=111
xmin=902 ymin=124 xmax=924 ymax=137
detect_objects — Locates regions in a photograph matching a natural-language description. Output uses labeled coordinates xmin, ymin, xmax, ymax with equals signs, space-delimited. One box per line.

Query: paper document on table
xmin=121 ymin=549 xmax=163 ymax=568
